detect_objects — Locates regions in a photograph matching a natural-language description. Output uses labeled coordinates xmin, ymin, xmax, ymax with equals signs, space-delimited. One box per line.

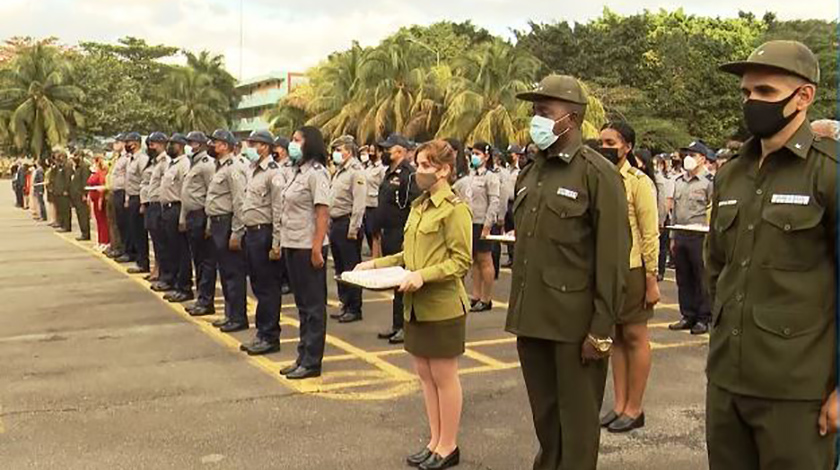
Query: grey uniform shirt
xmin=126 ymin=151 xmax=149 ymax=197
xmin=144 ymin=155 xmax=168 ymax=204
xmin=179 ymin=152 xmax=215 ymax=225
xmin=329 ymin=157 xmax=367 ymax=235
xmin=498 ymin=167 xmax=515 ymax=223
xmin=452 ymin=175 xmax=473 ymax=204
xmin=469 ymin=167 xmax=501 ymax=228
xmin=242 ymin=157 xmax=283 ymax=248
xmin=673 ymin=169 xmax=713 ymax=226
xmin=363 ymin=161 xmax=387 ymax=208
xmin=111 ymin=152 xmax=128 ymax=191
xmin=206 ymin=154 xmax=247 ymax=242
xmin=159 ymin=154 xmax=191 ymax=204
xmin=279 ymin=160 xmax=331 ymax=249
xmin=654 ymin=170 xmax=675 ymax=225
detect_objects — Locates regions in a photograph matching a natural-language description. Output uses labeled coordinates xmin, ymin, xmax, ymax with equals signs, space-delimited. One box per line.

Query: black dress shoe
xmin=407 ymin=448 xmax=433 ymax=467
xmin=690 ymin=322 xmax=709 ymax=335
xmin=76 ymin=235 xmax=91 ymax=241
xmin=286 ymin=366 xmax=321 ymax=380
xmin=470 ymin=300 xmax=492 ymax=312
xmin=600 ymin=410 xmax=620 ymax=427
xmin=668 ymin=319 xmax=695 ymax=331
xmin=607 ymin=413 xmax=645 ymax=433
xmin=127 ymin=266 xmax=150 ymax=274
xmin=105 ymin=250 xmax=121 ymax=259
xmin=656 ymin=274 xmax=665 ymax=282
xmin=151 ymin=282 xmax=174 ymax=292
xmin=419 ymin=448 xmax=460 ymax=470
xmin=189 ymin=305 xmax=215 ymax=317
xmin=280 ymin=284 xmax=292 ymax=295
xmin=469 ymin=298 xmax=478 ymax=308
xmin=115 ymin=255 xmax=133 ymax=263
xmin=212 ymin=318 xmax=229 ymax=328
xmin=245 ymin=339 xmax=280 ymax=356
xmin=167 ymin=291 xmax=195 ymax=303
xmin=279 ymin=363 xmax=299 ymax=376
xmin=338 ymin=312 xmax=362 ymax=323
xmin=329 ymin=309 xmax=344 ymax=320
xmin=378 ymin=329 xmax=398 ymax=340
xmin=219 ymin=322 xmax=248 ymax=333
xmin=389 ymin=329 xmax=405 ymax=344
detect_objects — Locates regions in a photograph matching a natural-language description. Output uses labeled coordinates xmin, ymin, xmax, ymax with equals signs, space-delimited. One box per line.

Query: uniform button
xmin=783 ymin=327 xmax=792 ymax=336
xmin=537 ymin=182 xmax=543 ymax=187
xmin=520 ymin=282 xmax=525 ymax=288
xmin=736 ymin=293 xmax=744 ymax=302
xmin=747 ymin=224 xmax=755 ymax=231
xmin=732 ymin=329 xmax=740 ymax=336
xmin=756 ymin=188 xmax=763 ymax=196
xmin=784 ymin=224 xmax=792 ymax=231
xmin=528 ymin=232 xmax=533 ymax=237
xmin=531 ymin=208 xmax=537 ymax=213
xmin=561 ymin=212 xmax=567 ymax=218
xmin=561 ymin=285 xmax=567 ymax=292
xmin=523 ymin=259 xmax=528 ymax=265
xmin=740 ymin=259 xmax=750 ymax=268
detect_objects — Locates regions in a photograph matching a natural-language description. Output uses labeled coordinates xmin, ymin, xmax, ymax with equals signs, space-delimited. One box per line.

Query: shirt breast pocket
xmin=713 ymin=204 xmax=739 ymax=261
xmin=542 ymin=195 xmax=589 ymax=244
xmin=760 ymin=203 xmax=825 ymax=271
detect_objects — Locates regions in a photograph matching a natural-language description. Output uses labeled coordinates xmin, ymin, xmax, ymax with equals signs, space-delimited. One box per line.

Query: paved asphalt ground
xmin=0 ymin=182 xmax=710 ymax=469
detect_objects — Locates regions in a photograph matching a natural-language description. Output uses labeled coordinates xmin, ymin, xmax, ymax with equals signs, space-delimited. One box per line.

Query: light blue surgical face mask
xmin=288 ymin=142 xmax=303 ymax=162
xmin=529 ymin=114 xmax=571 ymax=151
xmin=471 ymin=154 xmax=482 ymax=168
xmin=332 ymin=151 xmax=344 ymax=165
xmin=184 ymin=145 xmax=194 ymax=156
xmin=243 ymin=146 xmax=260 ymax=162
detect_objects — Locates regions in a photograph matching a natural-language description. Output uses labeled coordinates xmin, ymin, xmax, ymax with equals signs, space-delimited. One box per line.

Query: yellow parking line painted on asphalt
xmin=651 ymin=339 xmax=708 ymax=350
xmin=657 ymin=303 xmax=679 ymax=310
xmin=0 ymin=405 xmax=5 ymax=434
xmin=466 ymin=337 xmax=516 ymax=348
xmin=463 ymin=349 xmax=512 ymax=368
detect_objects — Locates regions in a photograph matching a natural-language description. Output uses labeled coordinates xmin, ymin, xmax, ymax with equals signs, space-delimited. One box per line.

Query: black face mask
xmin=381 ymin=151 xmax=392 ymax=166
xmin=597 ymin=147 xmax=620 ymax=165
xmin=743 ymin=88 xmax=801 ymax=138
xmin=166 ymin=145 xmax=179 ymax=158
xmin=126 ymin=143 xmax=136 ymax=154
xmin=207 ymin=146 xmax=218 ymax=158
xmin=147 ymin=147 xmax=160 ymax=158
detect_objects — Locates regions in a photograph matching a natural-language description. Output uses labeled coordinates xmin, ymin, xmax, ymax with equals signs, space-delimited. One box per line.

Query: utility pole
xmin=239 ymin=0 xmax=244 ymax=80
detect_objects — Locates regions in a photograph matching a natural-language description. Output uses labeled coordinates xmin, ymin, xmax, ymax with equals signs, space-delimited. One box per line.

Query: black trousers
xmin=284 ymin=246 xmax=327 ymax=370
xmin=505 ymin=200 xmax=515 ymax=261
xmin=658 ymin=217 xmax=671 ymax=277
xmin=517 ymin=337 xmax=607 ymax=470
xmin=245 ymin=226 xmax=282 ymax=343
xmin=491 ymin=224 xmax=502 ymax=278
xmin=70 ymin=194 xmax=90 ymax=238
xmin=55 ymin=194 xmax=72 ymax=231
xmin=381 ymin=226 xmax=404 ymax=330
xmin=162 ymin=203 xmax=193 ymax=293
xmin=112 ymin=190 xmax=132 ymax=258
xmin=186 ymin=210 xmax=216 ymax=308
xmin=362 ymin=206 xmax=377 ymax=252
xmin=128 ymin=195 xmax=149 ymax=270
xmin=674 ymin=233 xmax=710 ymax=324
xmin=210 ymin=215 xmax=247 ymax=326
xmin=329 ymin=216 xmax=363 ymax=315
xmin=144 ymin=202 xmax=164 ymax=272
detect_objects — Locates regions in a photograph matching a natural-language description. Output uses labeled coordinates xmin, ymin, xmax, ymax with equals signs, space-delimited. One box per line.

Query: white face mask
xmin=683 ymin=155 xmax=698 ymax=172
xmin=360 ymin=153 xmax=370 ymax=163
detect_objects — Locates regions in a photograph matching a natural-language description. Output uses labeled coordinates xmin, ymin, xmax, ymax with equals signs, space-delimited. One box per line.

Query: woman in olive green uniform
xmin=357 ymin=140 xmax=472 ymax=470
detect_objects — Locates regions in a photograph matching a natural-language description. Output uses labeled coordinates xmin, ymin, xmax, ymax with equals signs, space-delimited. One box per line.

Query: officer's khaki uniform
xmin=329 ymin=157 xmax=367 ymax=316
xmin=69 ymin=159 xmax=91 ymax=239
xmin=705 ymin=122 xmax=837 ymax=469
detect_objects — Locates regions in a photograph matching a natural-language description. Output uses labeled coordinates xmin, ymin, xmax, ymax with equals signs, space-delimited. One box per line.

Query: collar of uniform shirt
xmin=618 ymin=159 xmax=633 ymax=179
xmin=683 ymin=166 xmax=710 ymax=182
xmin=740 ymin=120 xmax=814 ymax=162
xmin=253 ymin=156 xmax=271 ymax=171
xmin=545 ymin=134 xmax=583 ymax=163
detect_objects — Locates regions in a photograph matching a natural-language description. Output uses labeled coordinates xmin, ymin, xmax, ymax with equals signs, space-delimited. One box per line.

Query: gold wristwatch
xmin=587 ymin=334 xmax=613 ymax=353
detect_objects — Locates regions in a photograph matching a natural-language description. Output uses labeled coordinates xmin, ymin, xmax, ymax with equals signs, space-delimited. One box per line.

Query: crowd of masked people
xmin=7 ymin=38 xmax=840 ymax=470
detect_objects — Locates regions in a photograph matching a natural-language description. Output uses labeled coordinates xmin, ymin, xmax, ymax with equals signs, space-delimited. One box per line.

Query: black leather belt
xmin=246 ymin=224 xmax=271 ymax=231
xmin=210 ymin=214 xmax=232 ymax=222
xmin=331 ymin=214 xmax=350 ymax=221
xmin=162 ymin=201 xmax=181 ymax=209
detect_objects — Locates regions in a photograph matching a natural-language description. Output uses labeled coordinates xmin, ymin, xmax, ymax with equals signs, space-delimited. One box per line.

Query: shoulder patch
xmin=812 ymin=137 xmax=839 ymax=162
xmin=268 ymin=161 xmax=278 ymax=169
xmin=445 ymin=194 xmax=463 ymax=205
xmin=705 ymin=173 xmax=715 ymax=181
xmin=202 ymin=156 xmax=210 ymax=163
xmin=313 ymin=162 xmax=323 ymax=170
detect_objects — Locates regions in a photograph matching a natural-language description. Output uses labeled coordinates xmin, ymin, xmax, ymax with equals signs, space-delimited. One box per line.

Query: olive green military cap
xmin=516 ymin=74 xmax=588 ymax=105
xmin=720 ymin=40 xmax=820 ymax=84
xmin=330 ymin=134 xmax=356 ymax=148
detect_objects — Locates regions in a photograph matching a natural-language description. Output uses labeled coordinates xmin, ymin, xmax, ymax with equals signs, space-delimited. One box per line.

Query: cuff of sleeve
xmin=230 ymin=231 xmax=243 ymax=242
xmin=589 ymin=313 xmax=614 ymax=339
xmin=417 ymin=266 xmax=439 ymax=284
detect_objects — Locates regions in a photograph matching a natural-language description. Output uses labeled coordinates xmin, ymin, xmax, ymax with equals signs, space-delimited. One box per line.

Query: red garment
xmin=23 ymin=171 xmax=32 ymax=196
xmin=87 ymin=170 xmax=109 ymax=244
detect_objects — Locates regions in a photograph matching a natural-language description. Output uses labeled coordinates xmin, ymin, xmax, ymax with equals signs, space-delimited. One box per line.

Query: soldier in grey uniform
xmin=158 ymin=133 xmax=194 ymax=303
xmin=468 ymin=142 xmax=501 ymax=312
xmin=180 ymin=132 xmax=218 ymax=316
xmin=206 ymin=129 xmax=249 ymax=333
xmin=361 ymin=145 xmax=386 ymax=257
xmin=273 ymin=135 xmax=294 ymax=296
xmin=328 ymin=135 xmax=367 ymax=323
xmin=277 ymin=126 xmax=331 ymax=380
xmin=125 ymin=132 xmax=151 ymax=273
xmin=143 ymin=132 xmax=169 ymax=283
xmin=238 ymin=130 xmax=284 ymax=356
xmin=109 ymin=134 xmax=131 ymax=260
xmin=668 ymin=140 xmax=714 ymax=335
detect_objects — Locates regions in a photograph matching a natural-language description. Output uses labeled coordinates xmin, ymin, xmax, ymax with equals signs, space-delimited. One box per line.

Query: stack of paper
xmin=484 ymin=233 xmax=516 ymax=243
xmin=340 ymin=267 xmax=409 ymax=290
xmin=666 ymin=224 xmax=710 ymax=234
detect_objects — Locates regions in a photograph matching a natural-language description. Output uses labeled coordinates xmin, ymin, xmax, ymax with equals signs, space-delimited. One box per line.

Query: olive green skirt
xmin=618 ymin=267 xmax=654 ymax=325
xmin=404 ymin=314 xmax=466 ymax=359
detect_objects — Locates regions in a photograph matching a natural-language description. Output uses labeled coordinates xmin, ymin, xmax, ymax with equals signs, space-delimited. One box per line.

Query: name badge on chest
xmin=556 ymin=187 xmax=578 ymax=200
xmin=771 ymin=194 xmax=810 ymax=206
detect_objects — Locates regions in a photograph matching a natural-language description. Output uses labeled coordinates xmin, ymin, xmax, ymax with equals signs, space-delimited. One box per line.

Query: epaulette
xmin=268 ymin=161 xmax=278 ymax=169
xmin=445 ymin=194 xmax=463 ymax=205
xmin=630 ymin=167 xmax=645 ymax=178
xmin=202 ymin=156 xmax=210 ymax=163
xmin=705 ymin=173 xmax=715 ymax=182
xmin=812 ymin=136 xmax=839 ymax=163
xmin=223 ymin=159 xmax=233 ymax=167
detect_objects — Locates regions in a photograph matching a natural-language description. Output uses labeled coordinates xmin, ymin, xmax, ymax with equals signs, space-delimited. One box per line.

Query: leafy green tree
xmin=166 ymin=67 xmax=228 ymax=133
xmin=0 ymin=43 xmax=84 ymax=158
xmin=183 ymin=50 xmax=239 ymax=119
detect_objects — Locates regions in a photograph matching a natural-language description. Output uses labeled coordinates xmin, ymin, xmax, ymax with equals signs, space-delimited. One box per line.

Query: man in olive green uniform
xmin=506 ymin=75 xmax=630 ymax=470
xmin=705 ymin=40 xmax=838 ymax=469
xmin=69 ymin=151 xmax=91 ymax=241
xmin=52 ymin=148 xmax=73 ymax=233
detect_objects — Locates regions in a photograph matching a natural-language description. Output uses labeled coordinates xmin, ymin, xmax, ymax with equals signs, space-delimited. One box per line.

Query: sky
xmin=1 ymin=0 xmax=836 ymax=79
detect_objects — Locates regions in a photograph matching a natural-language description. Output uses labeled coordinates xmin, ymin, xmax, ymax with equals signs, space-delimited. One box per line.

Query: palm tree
xmin=305 ymin=43 xmax=368 ymax=140
xmin=265 ymin=81 xmax=313 ymax=138
xmin=0 ymin=43 xmax=84 ymax=158
xmin=165 ymin=67 xmax=228 ymax=133
xmin=183 ymin=50 xmax=239 ymax=112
